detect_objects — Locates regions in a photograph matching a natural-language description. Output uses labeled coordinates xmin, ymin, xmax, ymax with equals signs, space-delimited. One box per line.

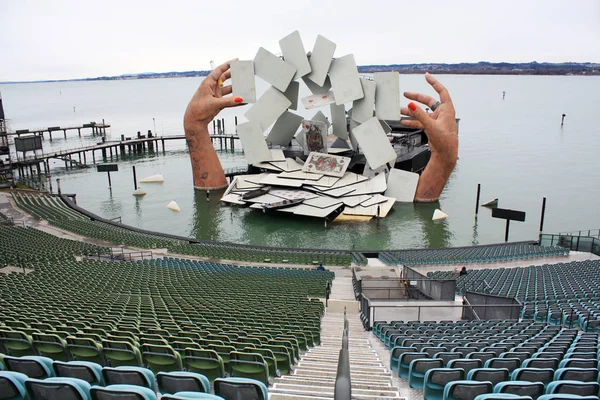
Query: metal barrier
xmin=86 ymin=248 xmax=154 ymax=262
xmin=540 ymin=233 xmax=600 ymax=256
xmin=334 ymin=307 xmax=352 ymax=400
xmin=558 ymin=229 xmax=600 ymax=239
xmin=403 ymin=265 xmax=456 ymax=300
xmin=462 ymin=291 xmax=522 ymax=320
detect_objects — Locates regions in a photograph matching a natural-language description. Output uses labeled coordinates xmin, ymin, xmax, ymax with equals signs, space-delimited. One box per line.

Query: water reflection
xmin=413 ymin=202 xmax=454 ymax=248
xmin=189 ymin=189 xmax=226 ymax=241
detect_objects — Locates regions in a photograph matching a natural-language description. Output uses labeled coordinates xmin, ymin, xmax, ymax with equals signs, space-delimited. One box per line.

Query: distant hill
xmin=2 ymin=61 xmax=598 ymax=84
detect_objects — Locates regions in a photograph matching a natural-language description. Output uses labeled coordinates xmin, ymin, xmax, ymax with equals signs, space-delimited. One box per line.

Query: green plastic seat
xmin=227 ymin=351 xmax=270 ymax=386
xmin=67 ymin=337 xmax=106 ymax=365
xmin=183 ymin=348 xmax=226 ymax=383
xmin=141 ymin=344 xmax=183 ymax=374
xmin=101 ymin=340 xmax=143 ymax=367
xmin=32 ymin=333 xmax=70 ymax=362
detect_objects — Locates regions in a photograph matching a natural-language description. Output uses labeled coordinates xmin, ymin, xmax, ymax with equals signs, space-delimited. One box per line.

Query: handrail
xmin=334 ymin=307 xmax=352 ymax=400
xmin=557 ymin=229 xmax=600 ymax=239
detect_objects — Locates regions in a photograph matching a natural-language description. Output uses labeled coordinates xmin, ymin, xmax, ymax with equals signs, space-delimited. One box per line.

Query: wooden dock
xmin=13 ymin=133 xmax=242 ymax=177
xmin=10 ymin=121 xmax=110 ymax=140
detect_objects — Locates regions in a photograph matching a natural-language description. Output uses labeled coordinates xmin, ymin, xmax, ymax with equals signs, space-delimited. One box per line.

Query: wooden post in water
xmin=539 ymin=197 xmax=547 ymax=233
xmin=475 ymin=183 xmax=481 ymax=216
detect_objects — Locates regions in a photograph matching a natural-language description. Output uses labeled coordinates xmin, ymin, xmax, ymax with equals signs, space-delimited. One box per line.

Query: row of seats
xmin=380 ymin=242 xmax=568 ymax=266
xmin=374 ymin=320 xmax=600 ymax=400
xmin=12 ymin=192 xmax=352 ymax=265
xmin=0 ymin=359 xmax=267 ymax=399
xmin=429 ymin=260 xmax=600 ymax=330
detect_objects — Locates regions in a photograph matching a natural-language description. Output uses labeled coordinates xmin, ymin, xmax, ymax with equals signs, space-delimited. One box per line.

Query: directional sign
xmin=97 ymin=164 xmax=118 ymax=173
xmin=492 ymin=208 xmax=526 ymax=222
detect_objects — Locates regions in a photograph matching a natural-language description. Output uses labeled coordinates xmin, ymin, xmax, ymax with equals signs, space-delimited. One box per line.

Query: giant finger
xmin=220 ymin=70 xmax=232 ymax=82
xmin=399 ymin=119 xmax=424 ymax=130
xmin=208 ymin=59 xmax=236 ymax=82
xmin=404 ymin=92 xmax=437 ymax=108
xmin=216 ymin=95 xmax=245 ymax=109
xmin=407 ymin=102 xmax=435 ymax=132
xmin=220 ymin=85 xmax=233 ymax=96
xmin=425 ymin=73 xmax=452 ymax=103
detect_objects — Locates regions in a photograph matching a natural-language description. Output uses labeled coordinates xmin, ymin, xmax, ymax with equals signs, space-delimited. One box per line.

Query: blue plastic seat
xmin=558 ymin=359 xmax=599 ymax=369
xmin=398 ymin=352 xmax=428 ymax=378
xmin=409 ymin=358 xmax=444 ymax=389
xmin=53 ymin=361 xmax=104 ymax=386
xmin=214 ymin=377 xmax=268 ymax=400
xmin=448 ymin=359 xmax=483 ymax=375
xmin=423 ymin=368 xmax=464 ymax=400
xmin=90 ymin=384 xmax=157 ymax=400
xmin=485 ymin=358 xmax=520 ymax=373
xmin=25 ymin=377 xmax=91 ymax=400
xmin=474 ymin=395 xmax=533 ymax=400
xmin=162 ymin=393 xmax=225 ymax=400
xmin=545 ymin=381 xmax=600 ymax=397
xmin=522 ymin=358 xmax=560 ymax=370
xmin=443 ymin=380 xmax=493 ymax=400
xmin=3 ymin=356 xmax=55 ymax=379
xmin=494 ymin=381 xmax=544 ymax=399
xmin=102 ymin=366 xmax=157 ymax=392
xmin=538 ymin=395 xmax=599 ymax=400
xmin=0 ymin=371 xmax=29 ymax=400
xmin=157 ymin=371 xmax=210 ymax=394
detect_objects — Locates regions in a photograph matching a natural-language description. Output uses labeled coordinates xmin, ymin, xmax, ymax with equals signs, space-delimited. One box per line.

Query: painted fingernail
xmin=408 ymin=102 xmax=417 ymax=111
xmin=234 ymin=97 xmax=243 ymax=103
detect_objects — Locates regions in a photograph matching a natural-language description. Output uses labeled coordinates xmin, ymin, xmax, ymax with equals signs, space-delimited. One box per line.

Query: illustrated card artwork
xmin=351 ymin=116 xmax=397 ymax=170
xmin=266 ymin=111 xmax=303 ymax=146
xmin=302 ymin=152 xmax=350 ymax=178
xmin=236 ymin=121 xmax=273 ymax=165
xmin=352 ymin=78 xmax=376 ymax=123
xmin=374 ymin=71 xmax=401 ymax=120
xmin=306 ymin=34 xmax=336 ymax=86
xmin=283 ymin=81 xmax=300 ymax=110
xmin=230 ymin=60 xmax=256 ymax=103
xmin=301 ymin=90 xmax=336 ymax=110
xmin=328 ymin=54 xmax=364 ymax=105
xmin=330 ymin=103 xmax=348 ymax=139
xmin=245 ymin=86 xmax=292 ymax=132
xmin=301 ymin=119 xmax=328 ymax=155
xmin=279 ymin=30 xmax=311 ymax=80
xmin=253 ymin=47 xmax=296 ymax=92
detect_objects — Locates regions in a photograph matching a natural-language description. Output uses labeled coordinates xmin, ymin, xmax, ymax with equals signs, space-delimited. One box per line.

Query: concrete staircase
xmin=269 ymin=274 xmax=403 ymax=400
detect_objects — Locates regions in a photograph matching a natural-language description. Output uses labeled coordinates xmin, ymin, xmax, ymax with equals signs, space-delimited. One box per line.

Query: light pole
xmin=152 ymin=118 xmax=156 ymax=134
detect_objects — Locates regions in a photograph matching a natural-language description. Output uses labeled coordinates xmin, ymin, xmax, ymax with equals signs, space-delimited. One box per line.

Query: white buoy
xmin=140 ymin=174 xmax=164 ymax=183
xmin=167 ymin=200 xmax=181 ymax=212
xmin=132 ymin=189 xmax=147 ymax=197
xmin=432 ymin=209 xmax=448 ymax=221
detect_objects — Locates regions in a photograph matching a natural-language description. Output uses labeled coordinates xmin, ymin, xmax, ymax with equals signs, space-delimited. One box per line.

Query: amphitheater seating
xmin=12 ymin=192 xmax=352 ymax=265
xmin=376 ymin=320 xmax=600 ymax=400
xmin=380 ymin=242 xmax=567 ymax=266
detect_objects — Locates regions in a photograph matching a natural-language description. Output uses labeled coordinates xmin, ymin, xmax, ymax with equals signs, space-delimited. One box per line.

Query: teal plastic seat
xmin=474 ymin=395 xmax=533 ymax=400
xmin=214 ymin=377 xmax=268 ymax=400
xmin=3 ymin=356 xmax=55 ymax=379
xmin=163 ymin=393 xmax=225 ymax=400
xmin=511 ymin=367 xmax=554 ymax=386
xmin=494 ymin=381 xmax=544 ymax=399
xmin=424 ymin=368 xmax=464 ymax=400
xmin=157 ymin=371 xmax=210 ymax=395
xmin=545 ymin=381 xmax=600 ymax=397
xmin=53 ymin=361 xmax=104 ymax=386
xmin=409 ymin=358 xmax=444 ymax=388
xmin=25 ymin=377 xmax=91 ymax=400
xmin=90 ymin=384 xmax=157 ymax=400
xmin=0 ymin=371 xmax=29 ymax=400
xmin=538 ymin=395 xmax=599 ymax=400
xmin=390 ymin=346 xmax=417 ymax=371
xmin=443 ymin=380 xmax=493 ymax=400
xmin=101 ymin=366 xmax=157 ymax=392
xmin=553 ymin=367 xmax=599 ymax=383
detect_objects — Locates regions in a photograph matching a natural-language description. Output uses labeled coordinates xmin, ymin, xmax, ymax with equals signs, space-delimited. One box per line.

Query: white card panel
xmin=283 ymin=81 xmax=299 ymax=110
xmin=270 ymin=189 xmax=319 ymax=200
xmin=253 ymin=47 xmax=296 ymax=92
xmin=307 ymin=175 xmax=340 ymax=188
xmin=349 ymin=173 xmax=388 ymax=196
xmin=303 ymin=195 xmax=344 ymax=209
xmin=244 ymin=173 xmax=273 ymax=185
xmin=341 ymin=195 xmax=373 ymax=207
xmin=254 ymin=162 xmax=283 ymax=172
xmin=230 ymin=60 xmax=256 ymax=103
xmin=236 ymin=121 xmax=272 ymax=165
xmin=270 ymin=149 xmax=286 ymax=161
xmin=220 ymin=194 xmax=247 ymax=205
xmin=379 ymin=119 xmax=392 ymax=134
xmin=351 ymin=117 xmax=397 ymax=170
xmin=384 ymin=168 xmax=419 ymax=203
xmin=279 ymin=30 xmax=311 ymax=80
xmin=266 ymin=111 xmax=303 ymax=146
xmin=245 ymin=193 xmax=283 ymax=203
xmin=244 ymin=86 xmax=292 ymax=132
xmin=302 ymin=76 xmax=332 ymax=94
xmin=319 ymin=185 xmax=357 ymax=198
xmin=306 ymin=34 xmax=336 ymax=86
xmin=311 ymin=110 xmax=331 ymax=130
xmin=360 ymin=194 xmax=389 ymax=207
xmin=279 ymin=170 xmax=323 ymax=180
xmin=344 ymin=197 xmax=395 ymax=217
xmin=328 ymin=148 xmax=352 ymax=154
xmin=328 ymin=54 xmax=364 ymax=105
xmin=323 ymin=172 xmax=368 ymax=190
xmin=273 ymin=158 xmax=304 ymax=172
xmin=352 ymin=78 xmax=376 ymax=123
xmin=279 ymin=203 xmax=344 ymax=218
xmin=330 ymin=103 xmax=348 ymax=139
xmin=259 ymin=174 xmax=304 ymax=188
xmin=374 ymin=71 xmax=401 ymax=120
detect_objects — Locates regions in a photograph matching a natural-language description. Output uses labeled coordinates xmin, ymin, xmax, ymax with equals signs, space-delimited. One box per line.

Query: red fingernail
xmin=234 ymin=97 xmax=243 ymax=103
xmin=408 ymin=102 xmax=417 ymax=111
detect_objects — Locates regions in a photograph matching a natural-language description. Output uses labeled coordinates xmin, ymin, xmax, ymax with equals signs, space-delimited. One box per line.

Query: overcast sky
xmin=1 ymin=0 xmax=599 ymax=82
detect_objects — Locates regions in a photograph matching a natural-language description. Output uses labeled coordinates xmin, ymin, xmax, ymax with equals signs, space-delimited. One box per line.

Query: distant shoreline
xmin=1 ymin=61 xmax=598 ymax=84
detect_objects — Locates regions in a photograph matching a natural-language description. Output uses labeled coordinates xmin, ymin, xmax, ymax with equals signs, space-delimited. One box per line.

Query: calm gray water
xmin=1 ymin=74 xmax=599 ymax=250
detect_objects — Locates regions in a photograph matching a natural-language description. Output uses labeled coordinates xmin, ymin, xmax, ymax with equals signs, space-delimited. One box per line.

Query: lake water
xmin=1 ymin=74 xmax=599 ymax=250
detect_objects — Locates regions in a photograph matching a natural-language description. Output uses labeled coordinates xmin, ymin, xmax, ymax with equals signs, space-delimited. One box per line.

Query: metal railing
xmin=334 ymin=307 xmax=351 ymax=400
xmin=558 ymin=229 xmax=600 ymax=239
xmin=85 ymin=248 xmax=153 ymax=262
xmin=403 ymin=265 xmax=456 ymax=300
xmin=540 ymin=233 xmax=600 ymax=256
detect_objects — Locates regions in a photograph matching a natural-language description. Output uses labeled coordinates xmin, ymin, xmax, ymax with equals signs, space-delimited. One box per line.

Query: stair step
xmin=269 ymin=384 xmax=401 ymax=397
